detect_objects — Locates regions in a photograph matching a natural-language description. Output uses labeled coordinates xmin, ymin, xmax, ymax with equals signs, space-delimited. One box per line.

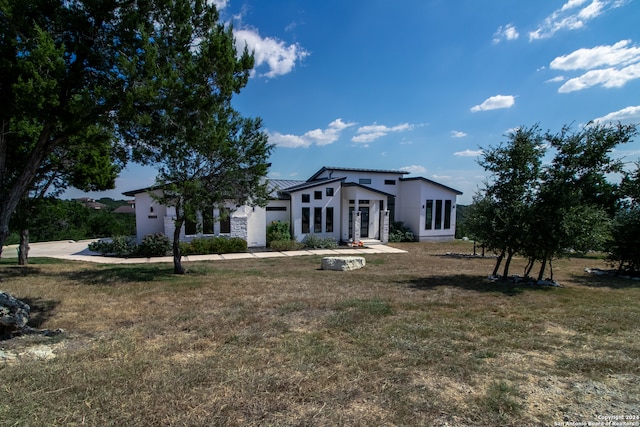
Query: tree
xmin=0 ymin=0 xmax=154 ymax=255
xmin=12 ymin=125 xmax=123 ymax=264
xmin=608 ymin=161 xmax=640 ymax=274
xmin=470 ymin=122 xmax=637 ymax=282
xmin=125 ymin=0 xmax=273 ymax=274
xmin=527 ymin=123 xmax=637 ymax=280
xmin=471 ymin=125 xmax=545 ymax=278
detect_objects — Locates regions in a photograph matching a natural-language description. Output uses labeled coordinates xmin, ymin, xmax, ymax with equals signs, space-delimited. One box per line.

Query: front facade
xmin=124 ymin=166 xmax=462 ymax=247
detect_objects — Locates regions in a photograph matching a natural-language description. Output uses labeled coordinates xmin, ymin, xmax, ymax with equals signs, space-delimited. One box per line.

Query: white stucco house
xmin=123 ymin=166 xmax=462 ymax=247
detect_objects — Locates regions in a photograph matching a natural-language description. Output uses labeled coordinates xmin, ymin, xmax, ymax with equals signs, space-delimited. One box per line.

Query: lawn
xmin=1 ymin=241 xmax=638 ymax=426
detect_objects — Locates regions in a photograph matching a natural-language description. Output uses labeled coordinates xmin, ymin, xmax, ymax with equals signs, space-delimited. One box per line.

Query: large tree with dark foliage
xmin=0 ymin=0 xmax=149 ymax=255
xmin=469 ymin=122 xmax=637 ymax=281
xmin=124 ymin=0 xmax=272 ymax=274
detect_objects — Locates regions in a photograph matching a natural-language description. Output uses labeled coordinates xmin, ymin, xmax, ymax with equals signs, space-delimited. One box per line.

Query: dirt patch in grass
xmin=1 ymin=241 xmax=638 ymax=426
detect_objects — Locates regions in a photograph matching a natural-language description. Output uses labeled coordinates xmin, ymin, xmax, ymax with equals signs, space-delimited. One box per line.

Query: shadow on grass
xmin=61 ymin=265 xmax=177 ymax=286
xmin=400 ymin=275 xmax=558 ymax=296
xmin=0 ymin=265 xmax=43 ymax=280
xmin=20 ymin=297 xmax=60 ymax=329
xmin=569 ymin=272 xmax=640 ymax=289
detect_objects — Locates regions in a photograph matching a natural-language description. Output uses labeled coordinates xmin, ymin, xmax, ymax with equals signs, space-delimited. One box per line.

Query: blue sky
xmin=67 ymin=0 xmax=640 ymax=205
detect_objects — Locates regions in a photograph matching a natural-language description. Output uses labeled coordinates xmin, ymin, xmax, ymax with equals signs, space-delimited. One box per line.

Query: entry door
xmin=360 ymin=207 xmax=370 ymax=238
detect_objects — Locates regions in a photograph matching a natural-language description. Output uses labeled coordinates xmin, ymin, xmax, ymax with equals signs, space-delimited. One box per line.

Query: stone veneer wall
xmin=231 ymin=216 xmax=248 ymax=241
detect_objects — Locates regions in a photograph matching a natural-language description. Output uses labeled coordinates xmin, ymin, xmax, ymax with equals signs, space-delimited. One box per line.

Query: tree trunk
xmin=524 ymin=258 xmax=535 ymax=277
xmin=172 ymin=218 xmax=185 ymax=275
xmin=537 ymin=253 xmax=548 ymax=281
xmin=0 ymin=125 xmax=58 ymax=254
xmin=502 ymin=249 xmax=514 ymax=279
xmin=18 ymin=229 xmax=30 ymax=266
xmin=492 ymin=250 xmax=505 ymax=276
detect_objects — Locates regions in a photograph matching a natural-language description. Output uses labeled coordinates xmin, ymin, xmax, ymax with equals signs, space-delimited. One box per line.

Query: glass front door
xmin=360 ymin=207 xmax=369 ymax=238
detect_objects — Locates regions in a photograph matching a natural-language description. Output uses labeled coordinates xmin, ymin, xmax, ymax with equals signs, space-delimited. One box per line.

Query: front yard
xmin=1 ymin=241 xmax=638 ymax=426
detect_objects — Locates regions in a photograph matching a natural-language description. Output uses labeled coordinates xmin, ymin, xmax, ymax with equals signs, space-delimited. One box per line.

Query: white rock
xmin=321 ymin=256 xmax=366 ymax=271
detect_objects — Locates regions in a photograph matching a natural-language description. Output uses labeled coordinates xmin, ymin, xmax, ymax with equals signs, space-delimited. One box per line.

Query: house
xmin=113 ymin=200 xmax=136 ymax=214
xmin=75 ymin=197 xmax=107 ymax=210
xmin=123 ymin=166 xmax=462 ymax=247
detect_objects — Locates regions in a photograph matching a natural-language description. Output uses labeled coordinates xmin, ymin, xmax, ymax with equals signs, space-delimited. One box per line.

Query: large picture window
xmin=425 ymin=200 xmax=433 ymax=230
xmin=435 ymin=200 xmax=443 ymax=230
xmin=326 ymin=207 xmax=334 ymax=232
xmin=203 ymin=206 xmax=215 ymax=234
xmin=185 ymin=218 xmax=197 ymax=235
xmin=444 ymin=200 xmax=452 ymax=229
xmin=302 ymin=207 xmax=310 ymax=233
xmin=220 ymin=208 xmax=231 ymax=234
xmin=314 ymin=207 xmax=322 ymax=233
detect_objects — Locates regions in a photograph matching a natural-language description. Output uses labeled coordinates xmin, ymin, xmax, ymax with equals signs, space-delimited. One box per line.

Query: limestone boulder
xmin=321 ymin=256 xmax=366 ymax=271
xmin=0 ymin=291 xmax=30 ymax=338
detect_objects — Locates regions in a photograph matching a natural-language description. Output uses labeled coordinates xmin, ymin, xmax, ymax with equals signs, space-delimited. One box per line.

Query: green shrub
xmin=388 ymin=222 xmax=415 ymax=242
xmin=182 ymin=236 xmax=247 ymax=255
xmin=267 ymin=221 xmax=291 ymax=245
xmin=269 ymin=239 xmax=305 ymax=251
xmin=88 ymin=236 xmax=137 ymax=256
xmin=137 ymin=233 xmax=171 ymax=257
xmin=302 ymin=234 xmax=338 ymax=249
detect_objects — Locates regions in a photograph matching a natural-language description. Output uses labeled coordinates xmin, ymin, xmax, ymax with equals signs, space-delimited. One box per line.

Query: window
xmin=388 ymin=196 xmax=396 ymax=223
xmin=444 ymin=200 xmax=452 ymax=229
xmin=302 ymin=194 xmax=310 ymax=203
xmin=425 ymin=200 xmax=433 ymax=230
xmin=302 ymin=207 xmax=310 ymax=233
xmin=359 ymin=199 xmax=370 ymax=205
xmin=435 ymin=200 xmax=443 ymax=230
xmin=326 ymin=187 xmax=334 ymax=197
xmin=185 ymin=218 xmax=198 ymax=235
xmin=314 ymin=191 xmax=322 ymax=200
xmin=314 ymin=207 xmax=322 ymax=233
xmin=384 ymin=179 xmax=396 ymax=185
xmin=220 ymin=208 xmax=231 ymax=234
xmin=203 ymin=206 xmax=215 ymax=234
xmin=266 ymin=206 xmax=287 ymax=211
xmin=326 ymin=207 xmax=334 ymax=232
xmin=359 ymin=178 xmax=372 ymax=185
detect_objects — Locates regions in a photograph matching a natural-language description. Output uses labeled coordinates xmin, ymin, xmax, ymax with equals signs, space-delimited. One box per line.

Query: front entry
xmin=349 ymin=206 xmax=370 ymax=239
xmin=360 ymin=207 xmax=369 ymax=238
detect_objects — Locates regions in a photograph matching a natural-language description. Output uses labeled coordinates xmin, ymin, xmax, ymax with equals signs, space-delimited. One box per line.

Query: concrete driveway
xmin=2 ymin=239 xmax=406 ymax=264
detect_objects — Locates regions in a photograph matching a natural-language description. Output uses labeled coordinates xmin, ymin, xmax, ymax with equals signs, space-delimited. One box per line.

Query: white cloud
xmin=549 ymin=40 xmax=640 ymax=93
xmin=352 ymin=123 xmax=414 ymax=144
xmin=400 ymin=165 xmax=426 ymax=174
xmin=470 ymin=95 xmax=515 ymax=112
xmin=546 ymin=76 xmax=566 ymax=83
xmin=592 ymin=105 xmax=640 ymax=123
xmin=451 ymin=131 xmax=467 ymax=138
xmin=493 ymin=24 xmax=519 ymax=44
xmin=558 ymin=62 xmax=640 ymax=92
xmin=529 ymin=0 xmax=627 ymax=41
xmin=268 ymin=119 xmax=356 ymax=148
xmin=234 ymin=28 xmax=309 ymax=78
xmin=268 ymin=132 xmax=309 ymax=148
xmin=551 ymin=40 xmax=640 ymax=70
xmin=454 ymin=149 xmax=483 ymax=157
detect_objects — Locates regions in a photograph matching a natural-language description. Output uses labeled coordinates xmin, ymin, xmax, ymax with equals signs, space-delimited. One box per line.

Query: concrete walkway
xmin=2 ymin=239 xmax=407 ymax=265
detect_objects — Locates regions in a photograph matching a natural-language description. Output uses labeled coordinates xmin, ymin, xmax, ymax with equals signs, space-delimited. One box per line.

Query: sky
xmin=65 ymin=0 xmax=640 ymax=205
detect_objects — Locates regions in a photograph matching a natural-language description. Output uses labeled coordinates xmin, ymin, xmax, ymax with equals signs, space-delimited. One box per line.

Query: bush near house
xmin=268 ymin=239 xmax=305 ymax=251
xmin=180 ymin=237 xmax=247 ymax=255
xmin=302 ymin=234 xmax=338 ymax=249
xmin=266 ymin=221 xmax=291 ymax=246
xmin=388 ymin=222 xmax=415 ymax=242
xmin=89 ymin=234 xmax=247 ymax=257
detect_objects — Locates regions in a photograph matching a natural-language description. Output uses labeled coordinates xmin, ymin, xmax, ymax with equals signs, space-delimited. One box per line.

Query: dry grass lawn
xmin=1 ymin=240 xmax=639 ymax=426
